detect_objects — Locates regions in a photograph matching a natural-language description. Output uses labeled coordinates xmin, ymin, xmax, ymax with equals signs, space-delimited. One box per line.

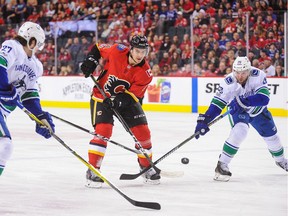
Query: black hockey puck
xmin=181 ymin=157 xmax=189 ymax=164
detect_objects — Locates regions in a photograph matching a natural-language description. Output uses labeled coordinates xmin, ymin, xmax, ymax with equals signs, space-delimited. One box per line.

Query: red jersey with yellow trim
xmin=92 ymin=43 xmax=152 ymax=99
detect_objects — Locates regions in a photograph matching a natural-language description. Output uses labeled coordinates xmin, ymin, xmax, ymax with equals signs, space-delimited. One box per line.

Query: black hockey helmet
xmin=130 ymin=35 xmax=148 ymax=49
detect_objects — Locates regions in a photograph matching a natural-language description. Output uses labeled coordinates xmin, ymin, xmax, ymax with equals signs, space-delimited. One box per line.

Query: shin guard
xmin=131 ymin=125 xmax=152 ymax=167
xmin=88 ymin=123 xmax=113 ymax=169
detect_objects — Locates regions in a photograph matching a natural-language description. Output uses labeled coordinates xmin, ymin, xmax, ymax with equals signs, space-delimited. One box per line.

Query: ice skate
xmin=214 ymin=161 xmax=232 ymax=182
xmin=276 ymin=158 xmax=288 ymax=172
xmin=140 ymin=166 xmax=161 ymax=185
xmin=86 ymin=169 xmax=104 ymax=188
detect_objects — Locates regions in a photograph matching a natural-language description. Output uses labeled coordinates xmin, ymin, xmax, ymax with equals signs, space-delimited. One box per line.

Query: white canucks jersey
xmin=0 ymin=39 xmax=43 ymax=115
xmin=211 ymin=66 xmax=270 ymax=117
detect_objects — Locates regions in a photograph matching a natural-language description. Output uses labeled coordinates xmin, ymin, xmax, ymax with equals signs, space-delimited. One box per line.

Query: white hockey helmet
xmin=233 ymin=56 xmax=251 ymax=73
xmin=18 ymin=21 xmax=45 ymax=51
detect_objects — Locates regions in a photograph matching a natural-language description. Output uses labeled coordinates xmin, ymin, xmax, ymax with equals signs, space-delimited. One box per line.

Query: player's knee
xmin=263 ymin=134 xmax=280 ymax=143
xmin=227 ymin=122 xmax=249 ymax=145
xmin=0 ymin=137 xmax=13 ymax=166
xmin=131 ymin=125 xmax=151 ymax=148
xmin=95 ymin=123 xmax=113 ymax=138
xmin=91 ymin=123 xmax=113 ymax=145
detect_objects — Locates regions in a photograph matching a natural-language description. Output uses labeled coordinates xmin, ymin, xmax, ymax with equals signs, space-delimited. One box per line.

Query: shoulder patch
xmin=224 ymin=76 xmax=233 ymax=85
xmin=251 ymin=69 xmax=260 ymax=76
xmin=98 ymin=44 xmax=111 ymax=49
xmin=146 ymin=69 xmax=152 ymax=77
xmin=116 ymin=44 xmax=127 ymax=51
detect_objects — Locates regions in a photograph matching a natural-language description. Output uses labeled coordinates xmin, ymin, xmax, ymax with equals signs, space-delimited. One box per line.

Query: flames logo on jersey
xmin=104 ymin=75 xmax=130 ymax=97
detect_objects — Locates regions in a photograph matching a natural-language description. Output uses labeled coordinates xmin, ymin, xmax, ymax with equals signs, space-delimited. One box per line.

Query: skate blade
xmin=143 ymin=178 xmax=160 ymax=185
xmin=213 ymin=173 xmax=230 ymax=182
xmin=85 ymin=180 xmax=103 ymax=188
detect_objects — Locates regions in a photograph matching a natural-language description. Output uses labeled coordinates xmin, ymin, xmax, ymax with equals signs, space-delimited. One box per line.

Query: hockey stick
xmin=16 ymin=101 xmax=160 ymax=210
xmin=120 ymin=110 xmax=230 ymax=180
xmin=89 ymin=75 xmax=163 ymax=174
xmin=50 ymin=113 xmax=141 ymax=154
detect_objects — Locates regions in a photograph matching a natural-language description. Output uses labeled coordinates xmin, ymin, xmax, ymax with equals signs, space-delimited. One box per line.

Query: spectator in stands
xmin=274 ymin=65 xmax=284 ymax=77
xmin=218 ymin=33 xmax=229 ymax=50
xmin=170 ymin=63 xmax=180 ymax=75
xmin=181 ymin=44 xmax=192 ymax=65
xmin=191 ymin=3 xmax=204 ymax=19
xmin=193 ymin=62 xmax=202 ymax=76
xmin=179 ymin=33 xmax=191 ymax=51
xmin=234 ymin=41 xmax=246 ymax=58
xmin=214 ymin=61 xmax=227 ymax=76
xmin=174 ymin=11 xmax=188 ymax=27
xmin=69 ymin=36 xmax=82 ymax=74
xmin=212 ymin=41 xmax=222 ymax=57
xmin=247 ymin=50 xmax=256 ymax=63
xmin=166 ymin=3 xmax=177 ymax=27
xmin=170 ymin=50 xmax=182 ymax=68
xmin=159 ymin=34 xmax=172 ymax=53
xmin=207 ymin=50 xmax=219 ymax=69
xmin=263 ymin=57 xmax=276 ymax=77
xmin=148 ymin=51 xmax=159 ymax=68
xmin=4 ymin=3 xmax=17 ymax=24
xmin=15 ymin=0 xmax=27 ymax=23
xmin=151 ymin=64 xmax=161 ymax=76
xmin=26 ymin=7 xmax=38 ymax=23
xmin=159 ymin=52 xmax=171 ymax=68
xmin=161 ymin=63 xmax=170 ymax=75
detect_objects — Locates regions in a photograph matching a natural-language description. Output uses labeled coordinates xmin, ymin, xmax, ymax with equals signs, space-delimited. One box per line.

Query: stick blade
xmin=132 ymin=200 xmax=161 ymax=210
xmin=120 ymin=170 xmax=184 ymax=180
xmin=120 ymin=173 xmax=142 ymax=180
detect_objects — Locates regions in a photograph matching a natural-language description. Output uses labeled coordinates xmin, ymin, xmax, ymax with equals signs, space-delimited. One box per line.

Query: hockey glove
xmin=103 ymin=97 xmax=122 ymax=110
xmin=194 ymin=114 xmax=212 ymax=139
xmin=102 ymin=93 xmax=134 ymax=111
xmin=35 ymin=112 xmax=55 ymax=139
xmin=229 ymin=96 xmax=250 ymax=115
xmin=0 ymin=87 xmax=19 ymax=106
xmin=81 ymin=55 xmax=98 ymax=78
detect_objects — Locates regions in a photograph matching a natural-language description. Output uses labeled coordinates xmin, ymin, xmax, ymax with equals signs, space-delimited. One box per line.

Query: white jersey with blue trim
xmin=0 ymin=39 xmax=43 ymax=115
xmin=214 ymin=66 xmax=269 ymax=117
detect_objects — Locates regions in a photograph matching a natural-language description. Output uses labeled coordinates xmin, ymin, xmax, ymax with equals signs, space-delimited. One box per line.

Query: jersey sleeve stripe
xmin=0 ymin=56 xmax=8 ymax=68
xmin=256 ymin=87 xmax=270 ymax=97
xmin=211 ymin=96 xmax=227 ymax=110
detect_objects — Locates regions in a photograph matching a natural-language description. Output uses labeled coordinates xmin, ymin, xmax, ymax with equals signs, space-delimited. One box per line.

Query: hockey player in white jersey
xmin=194 ymin=56 xmax=287 ymax=181
xmin=0 ymin=21 xmax=55 ymax=176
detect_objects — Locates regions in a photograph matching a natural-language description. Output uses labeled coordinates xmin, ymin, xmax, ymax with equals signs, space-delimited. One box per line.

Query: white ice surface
xmin=0 ymin=108 xmax=287 ymax=216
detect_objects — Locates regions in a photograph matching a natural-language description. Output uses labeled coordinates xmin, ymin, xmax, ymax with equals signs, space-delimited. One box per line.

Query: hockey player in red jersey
xmin=80 ymin=35 xmax=160 ymax=187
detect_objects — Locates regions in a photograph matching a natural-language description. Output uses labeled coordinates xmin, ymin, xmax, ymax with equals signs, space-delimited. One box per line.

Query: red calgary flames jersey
xmin=93 ymin=43 xmax=152 ymax=100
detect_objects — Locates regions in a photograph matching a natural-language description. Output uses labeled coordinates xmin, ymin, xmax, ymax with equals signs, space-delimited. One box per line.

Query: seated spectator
xmin=170 ymin=63 xmax=180 ymax=75
xmin=181 ymin=44 xmax=192 ymax=65
xmin=214 ymin=61 xmax=227 ymax=76
xmin=274 ymin=65 xmax=284 ymax=77
xmin=26 ymin=7 xmax=39 ymax=23
xmin=234 ymin=42 xmax=246 ymax=58
xmin=193 ymin=62 xmax=202 ymax=76
xmin=225 ymin=67 xmax=232 ymax=75
xmin=182 ymin=0 xmax=194 ymax=20
xmin=148 ymin=51 xmax=159 ymax=68
xmin=174 ymin=11 xmax=188 ymax=27
xmin=159 ymin=52 xmax=171 ymax=68
xmin=218 ymin=33 xmax=230 ymax=50
xmin=263 ymin=57 xmax=276 ymax=76
xmin=159 ymin=34 xmax=172 ymax=53
xmin=170 ymin=51 xmax=182 ymax=68
xmin=151 ymin=64 xmax=161 ymax=76
xmin=179 ymin=33 xmax=191 ymax=51
xmin=252 ymin=58 xmax=259 ymax=68
xmin=161 ymin=63 xmax=170 ymax=76
xmin=15 ymin=0 xmax=27 ymax=23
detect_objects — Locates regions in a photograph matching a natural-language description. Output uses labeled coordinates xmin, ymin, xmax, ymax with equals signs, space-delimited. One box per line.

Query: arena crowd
xmin=0 ymin=0 xmax=286 ymax=77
